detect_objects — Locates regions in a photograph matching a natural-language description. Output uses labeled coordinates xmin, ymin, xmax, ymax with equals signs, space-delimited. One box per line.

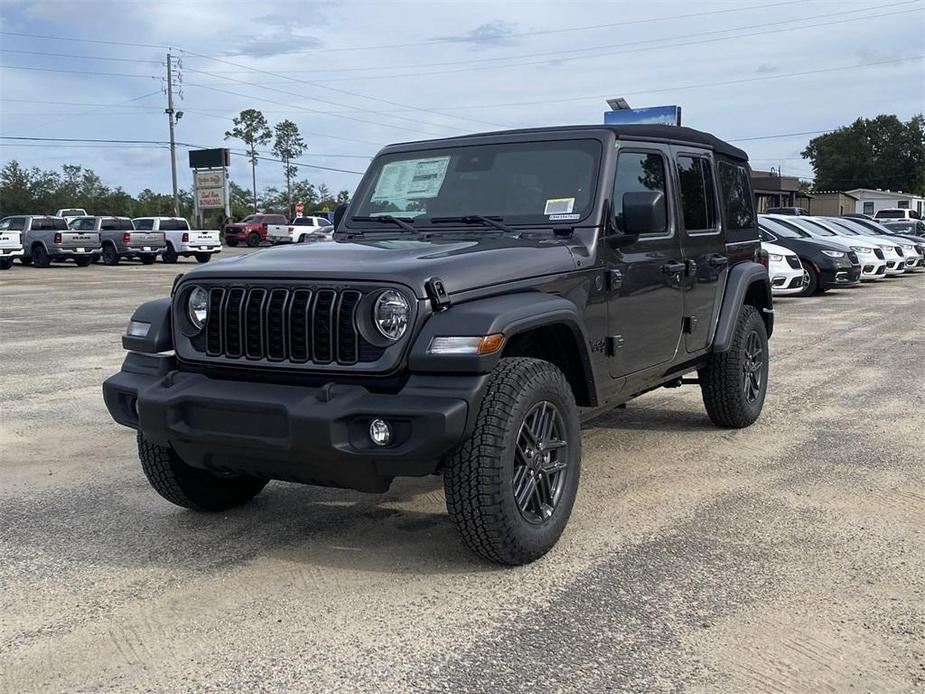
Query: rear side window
xmin=718 ymin=162 xmax=755 ymax=230
xmin=676 ymin=156 xmax=717 ymax=232
xmin=8 ymin=217 xmax=25 ymax=231
xmin=612 ymin=151 xmax=668 ymax=235
xmin=32 ymin=217 xmax=69 ymax=231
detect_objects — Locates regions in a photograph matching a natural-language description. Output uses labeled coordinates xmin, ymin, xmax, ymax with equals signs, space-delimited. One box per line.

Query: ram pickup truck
xmin=0 ymin=217 xmax=24 ymax=270
xmin=69 ymin=216 xmax=167 ymax=265
xmin=104 ymin=124 xmax=773 ymax=565
xmin=56 ymin=208 xmax=89 ymax=223
xmin=266 ymin=215 xmax=335 ymax=244
xmin=223 ymin=213 xmax=287 ymax=247
xmin=133 ymin=217 xmax=221 ymax=264
xmin=3 ymin=215 xmax=101 ymax=267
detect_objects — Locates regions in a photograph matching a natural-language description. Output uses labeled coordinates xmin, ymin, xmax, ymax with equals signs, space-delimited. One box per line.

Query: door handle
xmin=708 ymin=255 xmax=729 ymax=268
xmin=661 ymin=260 xmax=685 ymax=275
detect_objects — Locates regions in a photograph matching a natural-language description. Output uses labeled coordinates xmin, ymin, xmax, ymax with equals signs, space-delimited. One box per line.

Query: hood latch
xmin=425 ymin=277 xmax=451 ymax=311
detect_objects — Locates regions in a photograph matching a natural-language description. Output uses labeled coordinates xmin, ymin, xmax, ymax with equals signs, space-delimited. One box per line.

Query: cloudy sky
xmin=1 ymin=0 xmax=923 ymax=198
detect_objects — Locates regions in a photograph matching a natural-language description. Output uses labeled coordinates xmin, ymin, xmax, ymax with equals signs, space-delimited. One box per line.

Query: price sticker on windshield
xmin=544 ymin=197 xmax=575 ymax=215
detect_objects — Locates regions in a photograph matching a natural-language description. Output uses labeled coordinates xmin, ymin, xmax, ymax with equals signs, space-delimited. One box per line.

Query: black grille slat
xmin=874 ymin=248 xmax=885 ymax=260
xmin=244 ymin=288 xmax=268 ymax=359
xmin=206 ymin=287 xmax=225 ymax=355
xmin=197 ymin=284 xmax=394 ymax=367
xmin=288 ymin=290 xmax=312 ymax=362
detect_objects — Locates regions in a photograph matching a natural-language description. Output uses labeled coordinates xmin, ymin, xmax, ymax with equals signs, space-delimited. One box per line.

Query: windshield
xmin=352 ymin=139 xmax=601 ymax=226
xmin=786 ymin=218 xmax=836 ymax=236
xmin=758 ymin=217 xmax=808 ymax=238
xmin=240 ymin=215 xmax=262 ymax=223
xmin=100 ymin=218 xmax=135 ymax=231
xmin=826 ymin=218 xmax=878 ymax=235
xmin=159 ymin=218 xmax=191 ymax=231
xmin=32 ymin=217 xmax=69 ymax=231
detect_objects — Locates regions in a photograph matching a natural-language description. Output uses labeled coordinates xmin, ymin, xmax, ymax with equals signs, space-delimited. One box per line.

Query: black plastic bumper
xmin=103 ymin=353 xmax=486 ymax=492
xmin=819 ymin=265 xmax=861 ymax=288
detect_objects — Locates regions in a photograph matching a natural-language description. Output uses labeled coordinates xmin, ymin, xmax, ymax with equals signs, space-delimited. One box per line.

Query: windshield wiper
xmin=350 ymin=215 xmax=417 ymax=232
xmin=430 ymin=215 xmax=513 ymax=232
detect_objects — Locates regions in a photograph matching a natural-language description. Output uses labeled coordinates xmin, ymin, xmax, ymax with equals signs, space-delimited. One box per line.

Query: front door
xmin=671 ymin=148 xmax=727 ymax=353
xmin=604 ymin=145 xmax=684 ymax=378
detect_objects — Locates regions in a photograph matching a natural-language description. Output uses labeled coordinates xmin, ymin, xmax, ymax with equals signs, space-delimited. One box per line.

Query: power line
xmin=0 ymin=64 xmax=160 ymax=79
xmin=0 ymin=48 xmax=162 ymax=64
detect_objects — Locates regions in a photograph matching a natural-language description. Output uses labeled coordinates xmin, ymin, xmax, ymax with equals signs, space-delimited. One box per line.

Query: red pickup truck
xmin=223 ymin=213 xmax=287 ymax=247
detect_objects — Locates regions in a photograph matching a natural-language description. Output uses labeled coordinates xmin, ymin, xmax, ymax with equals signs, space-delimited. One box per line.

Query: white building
xmin=845 ymin=188 xmax=925 ymax=217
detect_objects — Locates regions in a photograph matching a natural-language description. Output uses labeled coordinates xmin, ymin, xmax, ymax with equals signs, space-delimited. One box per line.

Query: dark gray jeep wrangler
xmin=103 ymin=124 xmax=772 ymax=565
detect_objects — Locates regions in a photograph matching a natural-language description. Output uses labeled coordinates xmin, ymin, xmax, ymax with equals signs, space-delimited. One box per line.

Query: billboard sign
xmin=195 ymin=170 xmax=225 ymax=190
xmin=197 ymin=187 xmax=225 ymax=209
xmin=188 ymin=148 xmax=230 ymax=168
xmin=604 ymin=105 xmax=681 ymax=126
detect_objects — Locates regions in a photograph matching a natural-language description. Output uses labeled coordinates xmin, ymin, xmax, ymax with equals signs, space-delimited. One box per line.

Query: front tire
xmin=699 ymin=304 xmax=769 ymax=428
xmin=800 ymin=260 xmax=820 ymax=296
xmin=443 ymin=357 xmax=581 ymax=565
xmin=194 ymin=253 xmax=211 ymax=263
xmin=137 ymin=433 xmax=268 ymax=511
xmin=246 ymin=232 xmax=261 ymax=247
xmin=161 ymin=245 xmax=179 ymax=264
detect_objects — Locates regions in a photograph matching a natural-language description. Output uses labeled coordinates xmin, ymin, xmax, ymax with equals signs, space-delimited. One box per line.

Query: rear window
xmin=100 ymin=218 xmax=135 ymax=231
xmin=158 ymin=218 xmax=191 ymax=231
xmin=717 ymin=161 xmax=755 ymax=231
xmin=31 ymin=217 xmax=69 ymax=231
xmin=265 ymin=215 xmax=287 ymax=224
xmin=876 ymin=210 xmax=904 ymax=219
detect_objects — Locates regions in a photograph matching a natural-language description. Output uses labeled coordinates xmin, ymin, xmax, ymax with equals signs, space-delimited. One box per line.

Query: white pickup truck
xmin=0 ymin=217 xmax=24 ymax=270
xmin=133 ymin=217 xmax=222 ymax=264
xmin=56 ymin=208 xmax=89 ymax=223
xmin=266 ymin=215 xmax=334 ymax=244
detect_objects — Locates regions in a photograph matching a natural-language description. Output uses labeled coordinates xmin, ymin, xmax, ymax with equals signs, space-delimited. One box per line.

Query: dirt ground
xmin=1 ymin=250 xmax=923 ymax=693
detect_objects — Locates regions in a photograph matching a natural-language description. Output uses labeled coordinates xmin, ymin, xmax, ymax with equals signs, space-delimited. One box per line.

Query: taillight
xmin=182 ymin=232 xmax=189 ymax=242
xmin=122 ymin=232 xmax=131 ymax=244
xmin=53 ymin=232 xmax=62 ymax=244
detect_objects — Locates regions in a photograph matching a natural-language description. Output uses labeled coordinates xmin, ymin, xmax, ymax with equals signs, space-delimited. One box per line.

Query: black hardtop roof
xmin=384 ymin=124 xmax=748 ymax=161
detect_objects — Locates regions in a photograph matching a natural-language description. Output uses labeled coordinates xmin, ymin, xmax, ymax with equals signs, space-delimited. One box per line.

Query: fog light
xmin=369 ymin=418 xmax=392 ymax=447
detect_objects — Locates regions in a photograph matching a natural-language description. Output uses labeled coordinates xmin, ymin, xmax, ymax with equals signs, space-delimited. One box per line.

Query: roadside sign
xmin=295 ymin=201 xmax=304 ymax=216
xmin=197 ymin=187 xmax=224 ymax=208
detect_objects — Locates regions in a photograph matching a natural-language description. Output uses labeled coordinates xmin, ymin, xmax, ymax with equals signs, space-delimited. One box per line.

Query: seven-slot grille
xmin=204 ymin=286 xmax=369 ymax=365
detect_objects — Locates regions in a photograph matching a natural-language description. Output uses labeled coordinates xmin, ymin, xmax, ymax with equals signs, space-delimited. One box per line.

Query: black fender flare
xmin=712 ymin=261 xmax=773 ymax=353
xmin=121 ymin=298 xmax=172 ymax=353
xmin=408 ymin=292 xmax=597 ymax=397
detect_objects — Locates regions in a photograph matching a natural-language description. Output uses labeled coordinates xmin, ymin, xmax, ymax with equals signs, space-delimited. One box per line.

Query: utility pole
xmin=165 ymin=51 xmax=180 ymax=217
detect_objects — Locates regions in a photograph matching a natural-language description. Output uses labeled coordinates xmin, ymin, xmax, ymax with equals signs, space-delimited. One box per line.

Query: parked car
xmin=133 ymin=217 xmax=222 ymax=264
xmin=103 ymin=123 xmax=775 ymax=565
xmin=55 ymin=208 xmax=88 ymax=223
xmin=823 ymin=217 xmax=924 ymax=272
xmin=0 ymin=217 xmax=25 ymax=270
xmin=765 ymin=215 xmax=885 ymax=281
xmin=4 ymin=215 xmax=101 ymax=267
xmin=758 ymin=215 xmax=861 ymax=295
xmin=223 ymin=213 xmax=288 ymax=247
xmin=873 ymin=208 xmax=921 ymax=221
xmin=876 ymin=219 xmax=925 ymax=237
xmin=806 ymin=217 xmax=906 ymax=276
xmin=762 ymin=241 xmax=807 ymax=296
xmin=267 ymin=216 xmax=334 ymax=244
xmin=764 ymin=207 xmax=808 ymax=216
xmin=69 ymin=216 xmax=166 ymax=266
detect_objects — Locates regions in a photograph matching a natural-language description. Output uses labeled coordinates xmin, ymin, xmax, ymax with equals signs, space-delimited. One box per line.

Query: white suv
xmin=762 ymin=242 xmax=807 ymax=296
xmin=874 ymin=208 xmax=921 ymax=222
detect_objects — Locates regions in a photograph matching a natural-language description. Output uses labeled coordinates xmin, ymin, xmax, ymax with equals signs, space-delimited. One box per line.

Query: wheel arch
xmin=712 ymin=261 xmax=773 ymax=352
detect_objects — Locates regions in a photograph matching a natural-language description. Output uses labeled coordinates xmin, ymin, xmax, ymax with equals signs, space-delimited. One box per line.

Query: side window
xmin=9 ymin=217 xmax=25 ymax=231
xmin=863 ymin=202 xmax=874 ymax=215
xmin=717 ymin=161 xmax=755 ymax=230
xmin=612 ymin=151 xmax=668 ymax=235
xmin=135 ymin=219 xmax=153 ymax=231
xmin=0 ymin=219 xmax=9 ymax=230
xmin=676 ymin=155 xmax=717 ymax=232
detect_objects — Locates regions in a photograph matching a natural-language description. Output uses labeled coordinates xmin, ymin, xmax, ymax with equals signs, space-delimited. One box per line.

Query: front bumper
xmin=769 ymin=261 xmax=808 ymax=296
xmin=819 ymin=264 xmax=861 ymax=288
xmin=857 ymin=255 xmax=886 ymax=280
xmin=103 ymin=353 xmax=483 ymax=492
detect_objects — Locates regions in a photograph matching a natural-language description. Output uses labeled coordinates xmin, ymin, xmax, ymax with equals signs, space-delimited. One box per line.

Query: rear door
xmin=603 ymin=145 xmax=684 ymax=377
xmin=671 ymin=147 xmax=726 ymax=353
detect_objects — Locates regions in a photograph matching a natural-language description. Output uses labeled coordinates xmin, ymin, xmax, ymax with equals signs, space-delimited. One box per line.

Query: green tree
xmin=225 ymin=109 xmax=272 ymax=213
xmin=802 ymin=114 xmax=925 ymax=194
xmin=272 ymin=120 xmax=307 ymax=218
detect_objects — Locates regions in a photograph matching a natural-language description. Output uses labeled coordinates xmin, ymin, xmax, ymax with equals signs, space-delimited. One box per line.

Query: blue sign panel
xmin=604 ymin=105 xmax=681 ymax=126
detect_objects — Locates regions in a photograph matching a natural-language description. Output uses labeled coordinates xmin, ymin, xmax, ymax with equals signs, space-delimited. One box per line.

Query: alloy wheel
xmin=742 ymin=330 xmax=764 ymax=403
xmin=513 ymin=401 xmax=569 ymax=525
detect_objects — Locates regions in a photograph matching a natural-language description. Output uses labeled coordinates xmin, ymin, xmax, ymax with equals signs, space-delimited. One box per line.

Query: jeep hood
xmin=184 ymin=235 xmax=582 ymax=297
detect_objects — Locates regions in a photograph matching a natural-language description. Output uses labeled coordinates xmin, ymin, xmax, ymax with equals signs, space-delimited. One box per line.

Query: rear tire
xmin=101 ymin=243 xmax=120 ymax=266
xmin=699 ymin=304 xmax=769 ymax=429
xmin=137 ymin=433 xmax=268 ymax=511
xmin=139 ymin=254 xmax=157 ymax=265
xmin=0 ymin=258 xmax=13 ymax=270
xmin=443 ymin=357 xmax=581 ymax=565
xmin=161 ymin=245 xmax=179 ymax=264
xmin=74 ymin=256 xmax=92 ymax=267
xmin=194 ymin=253 xmax=211 ymax=263
xmin=246 ymin=232 xmax=261 ymax=247
xmin=32 ymin=244 xmax=51 ymax=268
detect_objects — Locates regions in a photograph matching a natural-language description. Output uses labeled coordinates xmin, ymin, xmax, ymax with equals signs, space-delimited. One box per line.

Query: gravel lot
xmin=1 ymin=250 xmax=923 ymax=693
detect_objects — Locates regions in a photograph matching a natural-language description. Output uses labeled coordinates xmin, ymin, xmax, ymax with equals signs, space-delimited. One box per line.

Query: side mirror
xmin=333 ymin=203 xmax=348 ymax=230
xmin=623 ymin=191 xmax=667 ymax=236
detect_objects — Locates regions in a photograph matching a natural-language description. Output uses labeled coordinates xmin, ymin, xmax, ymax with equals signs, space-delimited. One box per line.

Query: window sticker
xmin=549 ymin=213 xmax=580 ymax=221
xmin=544 ymin=197 xmax=575 ymax=215
xmin=371 ymin=157 xmax=450 ymax=202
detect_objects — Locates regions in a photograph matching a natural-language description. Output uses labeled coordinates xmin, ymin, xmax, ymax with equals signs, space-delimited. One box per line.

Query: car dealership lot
xmin=1 ymin=254 xmax=922 ymax=692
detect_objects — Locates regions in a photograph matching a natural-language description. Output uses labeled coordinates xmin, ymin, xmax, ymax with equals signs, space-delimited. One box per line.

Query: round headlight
xmin=373 ymin=290 xmax=409 ymax=341
xmin=188 ymin=286 xmax=209 ymax=331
